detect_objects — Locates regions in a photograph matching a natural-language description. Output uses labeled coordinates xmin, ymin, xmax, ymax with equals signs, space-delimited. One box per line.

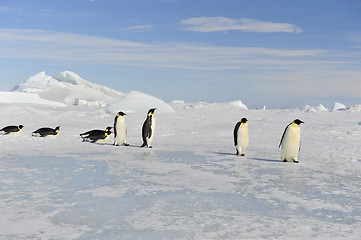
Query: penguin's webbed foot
xmin=123 ymin=143 xmax=130 ymax=146
xmin=293 ymin=159 xmax=299 ymax=163
xmin=282 ymin=159 xmax=288 ymax=162
xmin=240 ymin=153 xmax=245 ymax=156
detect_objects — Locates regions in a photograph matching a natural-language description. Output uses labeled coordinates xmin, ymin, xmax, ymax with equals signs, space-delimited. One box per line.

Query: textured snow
xmin=10 ymin=71 xmax=175 ymax=112
xmin=12 ymin=72 xmax=65 ymax=93
xmin=12 ymin=71 xmax=124 ymax=106
xmin=0 ymin=73 xmax=360 ymax=239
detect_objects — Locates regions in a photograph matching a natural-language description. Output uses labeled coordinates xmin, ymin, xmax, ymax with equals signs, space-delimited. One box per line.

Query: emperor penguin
xmin=0 ymin=125 xmax=23 ymax=135
xmin=32 ymin=126 xmax=60 ymax=138
xmin=233 ymin=118 xmax=249 ymax=156
xmin=80 ymin=126 xmax=112 ymax=143
xmin=141 ymin=108 xmax=156 ymax=148
xmin=278 ymin=119 xmax=304 ymax=163
xmin=114 ymin=111 xmax=129 ymax=146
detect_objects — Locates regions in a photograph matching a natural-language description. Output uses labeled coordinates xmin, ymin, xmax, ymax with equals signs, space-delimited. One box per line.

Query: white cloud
xmin=179 ymin=17 xmax=302 ymax=33
xmin=122 ymin=24 xmax=156 ymax=32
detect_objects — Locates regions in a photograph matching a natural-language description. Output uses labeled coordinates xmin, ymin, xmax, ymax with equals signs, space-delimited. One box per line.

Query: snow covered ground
xmin=0 ymin=72 xmax=360 ymax=239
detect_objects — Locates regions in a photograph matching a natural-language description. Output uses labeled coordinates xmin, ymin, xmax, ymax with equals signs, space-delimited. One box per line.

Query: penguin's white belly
xmin=96 ymin=134 xmax=110 ymax=143
xmin=45 ymin=134 xmax=59 ymax=138
xmin=281 ymin=127 xmax=300 ymax=161
xmin=115 ymin=119 xmax=127 ymax=145
xmin=147 ymin=118 xmax=156 ymax=147
xmin=8 ymin=129 xmax=22 ymax=135
xmin=236 ymin=126 xmax=249 ymax=154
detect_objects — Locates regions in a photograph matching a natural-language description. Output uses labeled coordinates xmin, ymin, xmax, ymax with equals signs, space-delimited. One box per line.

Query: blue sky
xmin=1 ymin=0 xmax=361 ymax=108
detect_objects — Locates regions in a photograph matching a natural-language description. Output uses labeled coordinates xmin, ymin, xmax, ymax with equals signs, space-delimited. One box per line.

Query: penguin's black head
xmin=148 ymin=108 xmax=156 ymax=114
xmin=241 ymin=118 xmax=248 ymax=123
xmin=293 ymin=119 xmax=304 ymax=125
xmin=105 ymin=126 xmax=113 ymax=134
xmin=55 ymin=126 xmax=60 ymax=132
xmin=117 ymin=112 xmax=127 ymax=116
xmin=19 ymin=125 xmax=24 ymax=129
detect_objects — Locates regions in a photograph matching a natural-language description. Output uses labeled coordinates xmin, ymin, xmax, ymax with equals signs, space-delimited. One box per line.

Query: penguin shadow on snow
xmin=214 ymin=152 xmax=238 ymax=157
xmin=113 ymin=143 xmax=139 ymax=148
xmin=248 ymin=157 xmax=280 ymax=163
xmin=214 ymin=152 xmax=280 ymax=163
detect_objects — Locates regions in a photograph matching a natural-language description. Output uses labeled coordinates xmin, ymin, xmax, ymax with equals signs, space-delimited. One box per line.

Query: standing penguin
xmin=278 ymin=119 xmax=304 ymax=163
xmin=140 ymin=108 xmax=156 ymax=148
xmin=233 ymin=118 xmax=249 ymax=156
xmin=0 ymin=125 xmax=23 ymax=135
xmin=32 ymin=126 xmax=60 ymax=137
xmin=80 ymin=126 xmax=112 ymax=143
xmin=114 ymin=111 xmax=129 ymax=146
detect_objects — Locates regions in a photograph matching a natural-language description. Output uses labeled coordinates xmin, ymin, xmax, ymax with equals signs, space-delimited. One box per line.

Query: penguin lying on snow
xmin=233 ymin=118 xmax=249 ymax=156
xmin=32 ymin=126 xmax=60 ymax=137
xmin=80 ymin=126 xmax=112 ymax=143
xmin=279 ymin=119 xmax=304 ymax=163
xmin=114 ymin=112 xmax=129 ymax=146
xmin=141 ymin=108 xmax=156 ymax=148
xmin=0 ymin=125 xmax=23 ymax=135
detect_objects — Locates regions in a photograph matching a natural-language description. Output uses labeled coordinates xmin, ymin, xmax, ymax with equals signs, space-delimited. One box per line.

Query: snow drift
xmin=106 ymin=91 xmax=176 ymax=114
xmin=0 ymin=91 xmax=65 ymax=106
xmin=12 ymin=71 xmax=124 ymax=107
xmin=9 ymin=71 xmax=175 ymax=112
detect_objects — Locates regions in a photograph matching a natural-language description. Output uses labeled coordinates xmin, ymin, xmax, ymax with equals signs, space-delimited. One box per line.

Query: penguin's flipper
xmin=278 ymin=124 xmax=290 ymax=148
xmin=141 ymin=118 xmax=152 ymax=145
xmin=113 ymin=119 xmax=117 ymax=138
xmin=233 ymin=122 xmax=241 ymax=146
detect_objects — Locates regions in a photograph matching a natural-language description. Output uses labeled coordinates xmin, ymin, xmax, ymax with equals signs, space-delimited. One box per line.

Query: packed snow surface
xmin=0 ymin=72 xmax=360 ymax=239
xmin=1 ymin=101 xmax=360 ymax=239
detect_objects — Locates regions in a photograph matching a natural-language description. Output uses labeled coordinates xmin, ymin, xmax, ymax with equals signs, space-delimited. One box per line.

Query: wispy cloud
xmin=0 ymin=5 xmax=12 ymax=13
xmin=122 ymin=24 xmax=156 ymax=32
xmin=0 ymin=28 xmax=360 ymax=100
xmin=0 ymin=28 xmax=318 ymax=70
xmin=179 ymin=17 xmax=302 ymax=33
